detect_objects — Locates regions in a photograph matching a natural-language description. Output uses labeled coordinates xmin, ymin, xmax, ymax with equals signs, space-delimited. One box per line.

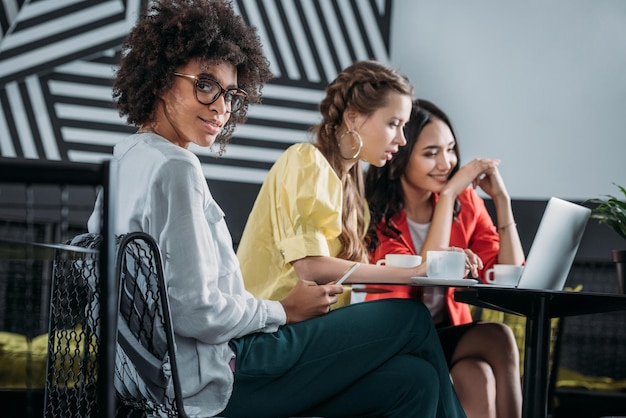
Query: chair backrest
xmin=44 ymin=234 xmax=102 ymax=418
xmin=114 ymin=232 xmax=188 ymax=418
xmin=0 ymin=158 xmax=117 ymax=418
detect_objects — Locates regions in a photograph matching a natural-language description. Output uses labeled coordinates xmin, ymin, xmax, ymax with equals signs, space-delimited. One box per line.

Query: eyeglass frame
xmin=173 ymin=72 xmax=248 ymax=113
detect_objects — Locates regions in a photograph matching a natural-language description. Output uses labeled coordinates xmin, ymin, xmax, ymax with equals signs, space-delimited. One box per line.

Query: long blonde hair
xmin=313 ymin=61 xmax=414 ymax=262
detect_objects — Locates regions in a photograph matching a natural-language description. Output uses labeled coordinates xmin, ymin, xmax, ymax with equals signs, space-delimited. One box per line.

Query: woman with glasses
xmin=88 ymin=1 xmax=466 ymax=417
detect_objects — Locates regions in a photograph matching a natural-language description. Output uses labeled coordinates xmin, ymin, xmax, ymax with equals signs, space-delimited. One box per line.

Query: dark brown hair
xmin=113 ymin=0 xmax=272 ymax=148
xmin=365 ymin=99 xmax=461 ymax=252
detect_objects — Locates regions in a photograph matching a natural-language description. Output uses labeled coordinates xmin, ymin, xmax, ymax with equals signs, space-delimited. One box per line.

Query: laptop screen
xmin=517 ymin=197 xmax=591 ymax=290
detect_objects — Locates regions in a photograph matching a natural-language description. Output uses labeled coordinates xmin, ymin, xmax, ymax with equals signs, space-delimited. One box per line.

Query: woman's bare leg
xmin=451 ymin=358 xmax=496 ymax=418
xmin=450 ymin=322 xmax=522 ymax=418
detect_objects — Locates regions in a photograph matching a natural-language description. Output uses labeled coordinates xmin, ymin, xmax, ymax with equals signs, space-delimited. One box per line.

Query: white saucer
xmin=411 ymin=277 xmax=479 ymax=287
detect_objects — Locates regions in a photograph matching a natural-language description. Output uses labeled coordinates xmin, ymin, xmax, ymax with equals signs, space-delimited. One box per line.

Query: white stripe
xmin=54 ymin=60 xmax=117 ymax=79
xmin=282 ymin=0 xmax=320 ymax=82
xmin=0 ymin=21 xmax=129 ymax=79
xmin=68 ymin=150 xmax=112 ymax=163
xmin=2 ymin=0 xmax=19 ymax=22
xmin=241 ymin=0 xmax=281 ymax=78
xmin=200 ymin=163 xmax=267 ymax=184
xmin=233 ymin=124 xmax=309 ymax=144
xmin=123 ymin=0 xmax=143 ymax=25
xmin=61 ymin=127 xmax=129 ymax=146
xmin=262 ymin=83 xmax=325 ymax=103
xmin=375 ymin=0 xmax=386 ymax=15
xmin=0 ymin=2 xmax=124 ymax=51
xmin=337 ymin=1 xmax=369 ymax=61
xmin=0 ymin=101 xmax=17 ymax=157
xmin=356 ymin=1 xmax=390 ymax=61
xmin=262 ymin=0 xmax=301 ymax=79
xmin=18 ymin=0 xmax=85 ymax=20
xmin=49 ymin=80 xmax=113 ymax=101
xmin=67 ymin=151 xmax=270 ymax=184
xmin=190 ymin=143 xmax=284 ymax=163
xmin=5 ymin=82 xmax=38 ymax=158
xmin=26 ymin=75 xmax=61 ymax=160
xmin=55 ymin=103 xmax=125 ymax=125
xmin=247 ymin=105 xmax=321 ymax=125
xmin=300 ymin=0 xmax=339 ymax=83
xmin=319 ymin=0 xmax=352 ymax=70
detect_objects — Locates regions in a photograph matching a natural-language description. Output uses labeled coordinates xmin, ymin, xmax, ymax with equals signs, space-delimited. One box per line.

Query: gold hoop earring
xmin=338 ymin=130 xmax=363 ymax=160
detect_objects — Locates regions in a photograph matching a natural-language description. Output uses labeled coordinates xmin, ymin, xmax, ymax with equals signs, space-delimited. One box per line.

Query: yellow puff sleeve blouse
xmin=237 ymin=143 xmax=352 ymax=306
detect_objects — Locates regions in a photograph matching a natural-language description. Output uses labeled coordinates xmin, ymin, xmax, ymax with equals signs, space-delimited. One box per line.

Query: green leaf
xmin=588 ymin=184 xmax=626 ymax=240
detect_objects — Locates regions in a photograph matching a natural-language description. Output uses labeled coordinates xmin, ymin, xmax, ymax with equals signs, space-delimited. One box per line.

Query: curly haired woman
xmin=88 ymin=1 xmax=466 ymax=417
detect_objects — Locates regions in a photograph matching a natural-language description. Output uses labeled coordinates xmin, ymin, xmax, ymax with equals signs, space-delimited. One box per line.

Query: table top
xmin=0 ymin=238 xmax=97 ymax=260
xmin=355 ymin=280 xmax=626 ymax=318
xmin=453 ymin=286 xmax=626 ymax=318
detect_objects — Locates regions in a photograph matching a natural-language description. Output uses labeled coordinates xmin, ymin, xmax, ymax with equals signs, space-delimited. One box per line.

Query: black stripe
xmin=293 ymin=0 xmax=328 ymax=85
xmin=273 ymin=0 xmax=308 ymax=82
xmin=0 ymin=36 xmax=126 ymax=85
xmin=2 ymin=13 xmax=126 ymax=59
xmin=312 ymin=0 xmax=342 ymax=74
xmin=63 ymin=142 xmax=113 ymax=155
xmin=351 ymin=0 xmax=375 ymax=59
xmin=255 ymin=0 xmax=288 ymax=81
xmin=17 ymin=81 xmax=45 ymax=159
xmin=39 ymin=74 xmax=69 ymax=161
xmin=0 ymin=88 xmax=24 ymax=158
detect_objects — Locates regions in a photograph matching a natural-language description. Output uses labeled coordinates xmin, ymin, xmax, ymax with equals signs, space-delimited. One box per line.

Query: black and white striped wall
xmin=0 ymin=0 xmax=394 ymax=241
xmin=0 ymin=0 xmax=393 ymax=184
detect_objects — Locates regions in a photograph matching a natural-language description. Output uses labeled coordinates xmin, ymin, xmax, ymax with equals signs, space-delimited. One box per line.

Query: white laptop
xmin=478 ymin=197 xmax=591 ymax=290
xmin=411 ymin=197 xmax=591 ymax=290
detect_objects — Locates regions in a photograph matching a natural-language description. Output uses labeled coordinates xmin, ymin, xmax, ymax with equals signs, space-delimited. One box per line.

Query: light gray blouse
xmin=89 ymin=133 xmax=286 ymax=417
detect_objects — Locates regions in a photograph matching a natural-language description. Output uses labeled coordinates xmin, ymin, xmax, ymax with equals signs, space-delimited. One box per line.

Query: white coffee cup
xmin=485 ymin=264 xmax=524 ymax=286
xmin=376 ymin=254 xmax=422 ymax=268
xmin=426 ymin=250 xmax=466 ymax=279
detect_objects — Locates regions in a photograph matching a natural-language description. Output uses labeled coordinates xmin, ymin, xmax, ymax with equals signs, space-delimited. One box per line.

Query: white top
xmin=406 ymin=217 xmax=447 ymax=325
xmin=89 ymin=133 xmax=286 ymax=417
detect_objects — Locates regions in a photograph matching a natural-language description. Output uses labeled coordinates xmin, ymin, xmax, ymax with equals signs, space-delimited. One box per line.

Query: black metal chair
xmin=46 ymin=230 xmax=321 ymax=417
xmin=114 ymin=231 xmax=191 ymax=418
xmin=0 ymin=158 xmax=117 ymax=418
xmin=44 ymin=231 xmax=192 ymax=418
xmin=44 ymin=235 xmax=101 ymax=418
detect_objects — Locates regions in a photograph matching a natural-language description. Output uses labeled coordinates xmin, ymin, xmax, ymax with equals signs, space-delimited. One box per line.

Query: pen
xmin=336 ymin=262 xmax=360 ymax=284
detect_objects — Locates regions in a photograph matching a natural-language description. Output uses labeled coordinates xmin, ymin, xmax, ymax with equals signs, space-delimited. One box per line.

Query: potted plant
xmin=587 ymin=184 xmax=626 ymax=293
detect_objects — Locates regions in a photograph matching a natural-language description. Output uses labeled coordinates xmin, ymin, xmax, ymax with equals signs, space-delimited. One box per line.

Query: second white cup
xmin=376 ymin=254 xmax=422 ymax=268
xmin=485 ymin=264 xmax=524 ymax=286
xmin=426 ymin=250 xmax=466 ymax=279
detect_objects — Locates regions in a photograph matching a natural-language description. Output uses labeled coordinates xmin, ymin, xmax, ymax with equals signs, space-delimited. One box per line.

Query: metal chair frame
xmin=114 ymin=231 xmax=190 ymax=417
xmin=0 ymin=157 xmax=118 ymax=418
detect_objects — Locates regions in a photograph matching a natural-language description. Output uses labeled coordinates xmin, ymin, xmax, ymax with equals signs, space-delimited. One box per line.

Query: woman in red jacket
xmin=364 ymin=99 xmax=524 ymax=418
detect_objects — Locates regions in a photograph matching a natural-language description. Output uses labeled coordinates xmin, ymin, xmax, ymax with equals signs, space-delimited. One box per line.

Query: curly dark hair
xmin=113 ymin=0 xmax=273 ymax=147
xmin=365 ymin=99 xmax=462 ymax=252
xmin=312 ymin=60 xmax=414 ymax=263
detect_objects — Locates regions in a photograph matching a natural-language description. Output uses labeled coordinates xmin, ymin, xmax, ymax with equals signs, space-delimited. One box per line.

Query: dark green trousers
xmin=222 ymin=299 xmax=466 ymax=418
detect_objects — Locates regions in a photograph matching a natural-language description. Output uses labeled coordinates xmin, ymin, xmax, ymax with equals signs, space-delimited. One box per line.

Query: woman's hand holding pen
xmin=280 ymin=279 xmax=344 ymax=324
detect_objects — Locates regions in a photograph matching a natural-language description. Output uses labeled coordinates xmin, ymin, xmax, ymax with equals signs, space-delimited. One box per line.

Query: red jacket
xmin=366 ymin=188 xmax=500 ymax=325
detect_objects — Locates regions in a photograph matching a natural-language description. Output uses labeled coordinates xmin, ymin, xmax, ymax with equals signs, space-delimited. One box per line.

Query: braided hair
xmin=313 ymin=61 xmax=413 ymax=262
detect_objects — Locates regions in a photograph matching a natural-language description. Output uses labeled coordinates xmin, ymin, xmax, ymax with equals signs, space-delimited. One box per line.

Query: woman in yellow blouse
xmin=238 ymin=60 xmax=432 ymax=307
xmin=236 ymin=60 xmax=469 ymax=417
